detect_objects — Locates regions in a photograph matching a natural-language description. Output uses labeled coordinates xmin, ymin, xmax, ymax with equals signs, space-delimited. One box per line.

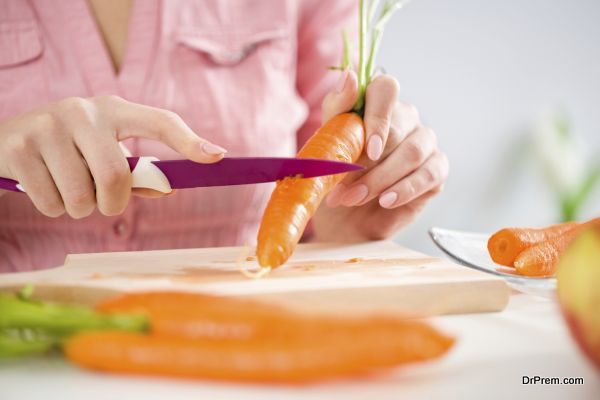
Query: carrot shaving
xmin=237 ymin=245 xmax=271 ymax=279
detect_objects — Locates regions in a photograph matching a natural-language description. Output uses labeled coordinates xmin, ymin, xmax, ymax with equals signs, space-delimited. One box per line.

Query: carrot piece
xmin=513 ymin=218 xmax=600 ymax=276
xmin=487 ymin=221 xmax=578 ymax=267
xmin=64 ymin=321 xmax=454 ymax=383
xmin=256 ymin=113 xmax=365 ymax=269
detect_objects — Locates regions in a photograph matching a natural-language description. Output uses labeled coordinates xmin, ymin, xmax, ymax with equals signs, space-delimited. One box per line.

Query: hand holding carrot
xmin=313 ymin=71 xmax=448 ymax=242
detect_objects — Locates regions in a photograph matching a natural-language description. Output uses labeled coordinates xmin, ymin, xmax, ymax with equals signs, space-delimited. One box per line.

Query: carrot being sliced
xmin=257 ymin=113 xmax=364 ymax=269
xmin=255 ymin=0 xmax=407 ymax=270
xmin=487 ymin=221 xmax=578 ymax=267
xmin=65 ymin=321 xmax=454 ymax=383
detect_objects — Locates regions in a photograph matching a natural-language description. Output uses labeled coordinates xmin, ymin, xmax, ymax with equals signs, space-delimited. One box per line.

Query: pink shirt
xmin=0 ymin=0 xmax=356 ymax=272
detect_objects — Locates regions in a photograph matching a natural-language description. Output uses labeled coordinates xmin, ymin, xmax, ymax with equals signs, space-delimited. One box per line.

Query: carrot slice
xmin=256 ymin=113 xmax=365 ymax=269
xmin=487 ymin=221 xmax=578 ymax=267
xmin=65 ymin=321 xmax=454 ymax=383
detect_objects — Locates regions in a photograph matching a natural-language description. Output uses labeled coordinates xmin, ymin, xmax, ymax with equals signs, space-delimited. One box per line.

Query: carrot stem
xmin=354 ymin=0 xmax=410 ymax=115
xmin=354 ymin=0 xmax=369 ymax=114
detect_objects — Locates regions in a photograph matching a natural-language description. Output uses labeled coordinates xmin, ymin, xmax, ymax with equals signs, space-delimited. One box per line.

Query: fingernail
xmin=367 ymin=135 xmax=383 ymax=161
xmin=202 ymin=143 xmax=227 ymax=155
xmin=340 ymin=184 xmax=368 ymax=206
xmin=379 ymin=191 xmax=398 ymax=208
xmin=326 ymin=183 xmax=347 ymax=208
xmin=335 ymin=67 xmax=350 ymax=93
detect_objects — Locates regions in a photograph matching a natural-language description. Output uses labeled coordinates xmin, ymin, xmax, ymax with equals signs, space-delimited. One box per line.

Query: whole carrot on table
xmin=65 ymin=324 xmax=454 ymax=383
xmin=96 ymin=292 xmax=452 ymax=344
xmin=487 ymin=221 xmax=578 ymax=267
xmin=68 ymin=291 xmax=455 ymax=383
xmin=256 ymin=0 xmax=405 ymax=270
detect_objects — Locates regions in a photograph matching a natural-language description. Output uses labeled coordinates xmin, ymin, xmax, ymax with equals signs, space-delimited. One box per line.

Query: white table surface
xmin=1 ymin=291 xmax=598 ymax=400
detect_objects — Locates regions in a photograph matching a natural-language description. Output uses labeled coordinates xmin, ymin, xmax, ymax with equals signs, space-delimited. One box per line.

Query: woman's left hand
xmin=312 ymin=70 xmax=449 ymax=242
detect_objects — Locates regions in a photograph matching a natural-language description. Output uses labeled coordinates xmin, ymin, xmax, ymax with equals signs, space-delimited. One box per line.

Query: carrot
xmin=97 ymin=291 xmax=307 ymax=341
xmin=257 ymin=113 xmax=364 ymax=269
xmin=96 ymin=292 xmax=449 ymax=345
xmin=256 ymin=0 xmax=406 ymax=269
xmin=514 ymin=230 xmax=580 ymax=277
xmin=80 ymin=292 xmax=455 ymax=382
xmin=513 ymin=218 xmax=600 ymax=276
xmin=64 ymin=321 xmax=454 ymax=383
xmin=487 ymin=221 xmax=578 ymax=267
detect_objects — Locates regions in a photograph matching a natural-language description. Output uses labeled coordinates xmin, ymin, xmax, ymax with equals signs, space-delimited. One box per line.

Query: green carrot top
xmin=338 ymin=0 xmax=410 ymax=115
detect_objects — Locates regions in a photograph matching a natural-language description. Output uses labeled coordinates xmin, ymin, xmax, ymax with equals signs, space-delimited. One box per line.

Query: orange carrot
xmin=255 ymin=0 xmax=407 ymax=269
xmin=85 ymin=292 xmax=455 ymax=382
xmin=96 ymin=292 xmax=442 ymax=345
xmin=65 ymin=321 xmax=454 ymax=383
xmin=513 ymin=218 xmax=600 ymax=276
xmin=257 ymin=113 xmax=364 ymax=269
xmin=487 ymin=221 xmax=578 ymax=267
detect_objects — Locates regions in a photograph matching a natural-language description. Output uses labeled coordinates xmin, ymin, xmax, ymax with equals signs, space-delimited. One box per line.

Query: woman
xmin=0 ymin=0 xmax=448 ymax=272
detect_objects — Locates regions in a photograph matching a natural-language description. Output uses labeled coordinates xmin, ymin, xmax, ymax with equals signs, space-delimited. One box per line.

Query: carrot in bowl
xmin=512 ymin=218 xmax=600 ymax=277
xmin=487 ymin=221 xmax=578 ymax=267
xmin=256 ymin=0 xmax=407 ymax=270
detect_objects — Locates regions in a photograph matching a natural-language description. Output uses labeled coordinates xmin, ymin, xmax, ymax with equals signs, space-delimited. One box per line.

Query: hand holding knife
xmin=0 ymin=157 xmax=363 ymax=194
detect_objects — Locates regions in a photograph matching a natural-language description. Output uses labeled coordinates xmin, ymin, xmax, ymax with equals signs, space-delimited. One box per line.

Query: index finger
xmin=100 ymin=96 xmax=227 ymax=163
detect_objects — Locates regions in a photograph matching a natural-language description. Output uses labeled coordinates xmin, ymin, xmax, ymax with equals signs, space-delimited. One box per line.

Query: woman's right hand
xmin=0 ymin=96 xmax=227 ymax=218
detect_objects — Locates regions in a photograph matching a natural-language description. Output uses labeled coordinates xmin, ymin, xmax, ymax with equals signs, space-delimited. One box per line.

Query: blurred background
xmin=379 ymin=0 xmax=600 ymax=254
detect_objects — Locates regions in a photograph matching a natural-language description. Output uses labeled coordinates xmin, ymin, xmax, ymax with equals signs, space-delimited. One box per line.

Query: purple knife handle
xmin=0 ymin=157 xmax=141 ymax=194
xmin=0 ymin=177 xmax=21 ymax=192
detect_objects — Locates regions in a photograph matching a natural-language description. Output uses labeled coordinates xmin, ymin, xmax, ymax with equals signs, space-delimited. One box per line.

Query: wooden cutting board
xmin=0 ymin=241 xmax=509 ymax=316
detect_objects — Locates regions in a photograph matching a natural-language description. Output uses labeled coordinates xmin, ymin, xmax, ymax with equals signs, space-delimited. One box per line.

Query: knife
xmin=0 ymin=157 xmax=363 ymax=194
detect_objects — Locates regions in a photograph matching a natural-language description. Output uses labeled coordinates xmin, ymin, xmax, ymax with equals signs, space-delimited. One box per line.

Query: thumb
xmin=321 ymin=68 xmax=359 ymax=124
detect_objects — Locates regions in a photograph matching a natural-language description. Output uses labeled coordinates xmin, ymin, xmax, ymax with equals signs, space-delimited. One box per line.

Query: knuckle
xmin=403 ymin=180 xmax=417 ymax=197
xmin=8 ymin=135 xmax=36 ymax=158
xmin=404 ymin=139 xmax=425 ymax=163
xmin=64 ymin=189 xmax=95 ymax=216
xmin=95 ymin=95 xmax=125 ymax=106
xmin=158 ymin=109 xmax=183 ymax=126
xmin=95 ymin=163 xmax=130 ymax=189
xmin=438 ymin=152 xmax=450 ymax=178
xmin=98 ymin=200 xmax=127 ymax=217
xmin=422 ymin=125 xmax=437 ymax=145
xmin=422 ymin=164 xmax=438 ymax=184
xmin=37 ymin=198 xmax=65 ymax=218
xmin=57 ymin=97 xmax=93 ymax=123
xmin=58 ymin=97 xmax=87 ymax=112
xmin=30 ymin=112 xmax=57 ymax=133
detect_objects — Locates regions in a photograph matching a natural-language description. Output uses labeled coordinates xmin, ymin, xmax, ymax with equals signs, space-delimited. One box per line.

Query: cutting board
xmin=0 ymin=241 xmax=509 ymax=316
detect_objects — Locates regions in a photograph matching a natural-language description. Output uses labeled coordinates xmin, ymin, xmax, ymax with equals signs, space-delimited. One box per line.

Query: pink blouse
xmin=0 ymin=0 xmax=356 ymax=272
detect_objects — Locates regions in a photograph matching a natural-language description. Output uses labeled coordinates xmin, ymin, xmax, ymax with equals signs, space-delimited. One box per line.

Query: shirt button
xmin=113 ymin=220 xmax=128 ymax=236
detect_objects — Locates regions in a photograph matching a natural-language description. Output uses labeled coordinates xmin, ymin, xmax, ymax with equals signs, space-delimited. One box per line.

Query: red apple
xmin=556 ymin=226 xmax=600 ymax=371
